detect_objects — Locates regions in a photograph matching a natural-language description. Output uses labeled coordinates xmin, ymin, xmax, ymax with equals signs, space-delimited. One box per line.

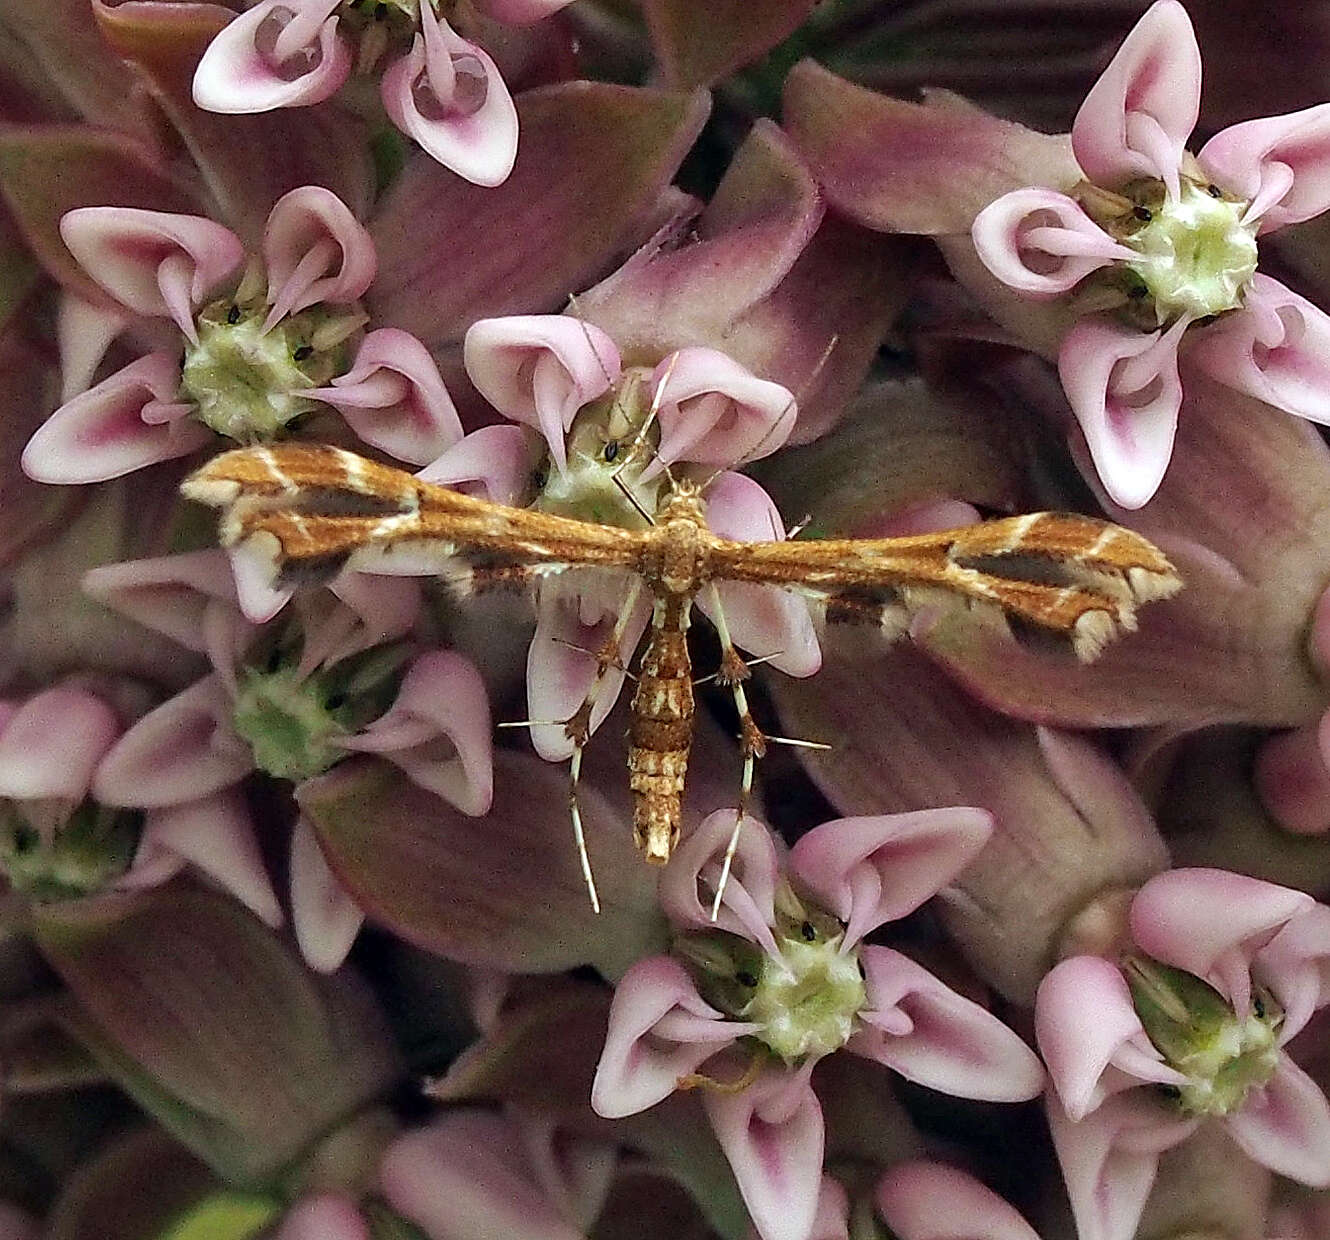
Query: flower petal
xmin=92 ymin=675 xmax=253 ymax=808
xmin=306 ymin=327 xmax=462 ymax=465
xmin=1071 ymin=0 xmax=1201 ymax=199
xmin=1199 ymin=101 xmax=1330 ymax=232
xmin=0 ymin=686 xmax=121 ymax=802
xmin=852 ymin=947 xmax=1044 ymax=1102
xmin=57 ymin=292 xmax=132 ymax=401
xmin=1254 ymin=903 xmax=1330 ymax=1041
xmin=125 ymin=791 xmax=283 ymax=929
xmin=22 ymin=352 xmax=212 ymax=484
xmin=193 ymin=0 xmax=352 ymax=114
xmin=473 ymin=0 xmax=578 ymax=22
xmin=262 ymin=184 xmax=376 ymax=326
xmin=416 ymin=423 xmax=545 ymax=505
xmin=1045 ymin=1092 xmax=1198 ymax=1240
xmin=59 ymin=206 xmax=244 ymax=337
xmin=82 ymin=548 xmax=246 ymax=653
xmin=380 ymin=1110 xmax=584 ymax=1240
xmin=380 ymin=15 xmax=518 ymax=188
xmin=874 ymin=1161 xmax=1041 ymax=1240
xmin=972 ymin=188 xmax=1136 ymax=297
xmin=647 ymin=348 xmax=796 ymax=474
xmin=339 ymin=649 xmax=493 ymax=817
xmin=1128 ymin=868 xmax=1315 ymax=1013
xmin=524 ymin=574 xmax=648 ymax=761
xmin=1036 ymin=957 xmax=1178 ymax=1120
xmin=1253 ymin=711 xmax=1330 ymax=837
xmin=464 ymin=315 xmax=619 ymax=471
xmin=289 ymin=815 xmax=364 ymax=973
xmin=1226 ymin=1055 xmax=1330 ymax=1186
xmin=702 ymin=1068 xmax=824 ymax=1240
xmin=274 ymin=1194 xmax=368 ymax=1240
xmin=1057 ymin=316 xmax=1184 ymax=509
xmin=592 ymin=956 xmax=748 ymax=1119
xmin=1186 ymin=274 xmax=1330 ymax=425
xmin=658 ymin=807 xmax=780 ymax=955
xmin=789 ymin=809 xmax=993 ymax=949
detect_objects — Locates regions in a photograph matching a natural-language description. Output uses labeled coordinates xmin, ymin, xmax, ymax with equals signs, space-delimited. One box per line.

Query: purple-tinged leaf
xmin=782 ymin=61 xmax=1079 ymax=235
xmin=298 ymin=751 xmax=668 ymax=980
xmin=368 ymin=81 xmax=710 ymax=348
xmin=641 ymin=0 xmax=816 ymax=89
xmin=769 ymin=641 xmax=1168 ymax=1003
xmin=0 ymin=126 xmax=197 ymax=306
xmin=35 ymin=886 xmax=399 ymax=1182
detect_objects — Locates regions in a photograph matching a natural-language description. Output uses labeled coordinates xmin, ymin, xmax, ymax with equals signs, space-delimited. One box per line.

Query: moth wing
xmin=708 ymin=513 xmax=1180 ymax=662
xmin=183 ymin=443 xmax=653 ymax=595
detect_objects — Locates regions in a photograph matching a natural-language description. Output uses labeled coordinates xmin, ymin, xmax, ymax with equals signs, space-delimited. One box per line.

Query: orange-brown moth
xmin=183 ymin=441 xmax=1180 ymax=912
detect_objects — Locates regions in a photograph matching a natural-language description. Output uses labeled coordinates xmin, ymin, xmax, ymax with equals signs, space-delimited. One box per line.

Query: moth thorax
xmin=656 ymin=517 xmax=709 ymax=596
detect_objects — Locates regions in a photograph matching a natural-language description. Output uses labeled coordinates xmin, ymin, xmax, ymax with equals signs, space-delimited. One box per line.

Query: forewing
xmin=709 ymin=512 xmax=1181 ymax=661
xmin=182 ymin=443 xmax=652 ymax=594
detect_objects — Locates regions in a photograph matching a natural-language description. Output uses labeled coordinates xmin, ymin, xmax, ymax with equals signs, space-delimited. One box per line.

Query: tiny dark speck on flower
xmin=227 ymin=304 xmax=241 ymax=325
xmin=293 ymin=345 xmax=314 ymax=361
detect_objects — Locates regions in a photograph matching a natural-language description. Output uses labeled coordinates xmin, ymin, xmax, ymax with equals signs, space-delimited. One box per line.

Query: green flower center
xmin=1119 ymin=179 xmax=1259 ymax=324
xmin=680 ymin=904 xmax=867 ymax=1066
xmin=181 ymin=298 xmax=348 ymax=442
xmin=530 ymin=370 xmax=666 ymax=529
xmin=231 ymin=638 xmax=412 ymax=782
xmin=1124 ymin=954 xmax=1282 ymax=1118
xmin=0 ymin=798 xmax=140 ymax=902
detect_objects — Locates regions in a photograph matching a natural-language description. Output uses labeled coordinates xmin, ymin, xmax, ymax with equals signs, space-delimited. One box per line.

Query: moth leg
xmin=562 ymin=578 xmax=645 ymax=914
xmin=705 ymin=585 xmax=769 ymax=921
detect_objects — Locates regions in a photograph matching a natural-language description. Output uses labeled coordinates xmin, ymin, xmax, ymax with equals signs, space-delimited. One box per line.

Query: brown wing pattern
xmin=182 ymin=443 xmax=652 ymax=591
xmin=708 ymin=512 xmax=1181 ymax=661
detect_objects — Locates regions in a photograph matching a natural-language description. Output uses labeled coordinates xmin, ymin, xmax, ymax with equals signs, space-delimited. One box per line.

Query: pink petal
xmin=22 ymin=352 xmax=213 ymax=484
xmin=0 ymin=687 xmax=121 ymax=801
xmin=1046 ymin=1092 xmax=1198 ymax=1240
xmin=658 ymin=807 xmax=781 ymax=956
xmin=702 ymin=1067 xmax=825 ymax=1240
xmin=1129 ymin=868 xmax=1315 ymax=1015
xmin=1254 ymin=903 xmax=1330 ymax=1041
xmin=801 ymin=1178 xmax=849 ymax=1240
xmin=591 ymin=956 xmax=748 ymax=1119
xmin=306 ymin=328 xmax=462 ymax=465
xmin=57 ymin=292 xmax=132 ymax=401
xmin=416 ymin=423 xmax=545 ymax=505
xmin=380 ymin=16 xmax=519 ymax=188
xmin=851 ymin=947 xmax=1044 ymax=1102
xmin=339 ymin=650 xmax=493 ymax=817
xmin=125 ymin=791 xmax=283 ymax=929
xmin=1186 ymin=274 xmax=1330 ymax=425
xmin=697 ymin=471 xmax=820 ymax=678
xmin=262 ymin=185 xmax=376 ymax=327
xmin=1035 ymin=957 xmax=1181 ymax=1121
xmin=289 ymin=815 xmax=364 ymax=972
xmin=1071 ymin=0 xmax=1201 ymax=200
xmin=59 ymin=207 xmax=244 ymax=337
xmin=1199 ymin=102 xmax=1330 ymax=232
xmin=1057 ymin=316 xmax=1185 ymax=509
xmin=193 ymin=0 xmax=352 ymax=114
xmin=524 ymin=574 xmax=649 ymax=761
xmin=510 ymin=1113 xmax=617 ymax=1233
xmin=1226 ymin=1055 xmax=1330 ymax=1186
xmin=472 ymin=0 xmax=578 ymax=23
xmin=874 ymin=1161 xmax=1041 ymax=1240
xmin=324 ymin=573 xmax=422 ymax=650
xmin=1253 ymin=712 xmax=1330 ymax=836
xmin=274 ymin=1194 xmax=368 ymax=1240
xmin=972 ymin=188 xmax=1136 ymax=297
xmin=788 ymin=808 xmax=993 ymax=949
xmin=82 ymin=549 xmax=246 ymax=653
xmin=92 ymin=675 xmax=253 ymax=808
xmin=463 ymin=315 xmax=620 ymax=472
xmin=647 ymin=348 xmax=796 ymax=476
xmin=380 ymin=1111 xmax=584 ymax=1240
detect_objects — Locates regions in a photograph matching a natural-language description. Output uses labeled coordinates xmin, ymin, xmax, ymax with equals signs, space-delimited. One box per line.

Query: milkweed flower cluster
xmin=1 ymin=1 xmax=1329 ymax=1239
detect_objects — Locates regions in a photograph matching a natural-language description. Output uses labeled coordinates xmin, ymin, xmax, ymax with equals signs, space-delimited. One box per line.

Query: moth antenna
xmin=615 ymin=349 xmax=681 ymax=488
xmin=704 ymin=584 xmax=767 ymax=921
xmin=611 ymin=469 xmax=657 ymax=526
xmin=567 ymin=293 xmax=618 ymax=390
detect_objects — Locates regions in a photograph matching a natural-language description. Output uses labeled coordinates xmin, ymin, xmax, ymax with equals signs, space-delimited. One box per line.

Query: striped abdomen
xmin=628 ymin=596 xmax=695 ymax=864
